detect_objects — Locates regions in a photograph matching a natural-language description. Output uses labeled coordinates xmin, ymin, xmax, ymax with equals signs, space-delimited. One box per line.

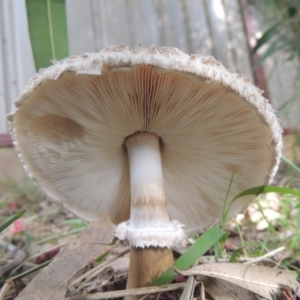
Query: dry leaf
xmin=213 ymin=277 xmax=259 ymax=299
xmin=198 ymin=275 xmax=241 ymax=300
xmin=68 ymin=283 xmax=187 ymax=300
xmin=180 ymin=275 xmax=195 ymax=300
xmin=178 ymin=263 xmax=300 ymax=300
xmin=15 ymin=214 xmax=114 ymax=300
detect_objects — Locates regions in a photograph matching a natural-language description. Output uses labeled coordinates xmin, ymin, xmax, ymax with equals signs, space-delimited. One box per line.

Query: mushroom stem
xmin=126 ymin=132 xmax=169 ymax=234
xmin=117 ymin=131 xmax=184 ymax=247
xmin=126 ymin=247 xmax=173 ymax=299
xmin=122 ymin=132 xmax=177 ymax=298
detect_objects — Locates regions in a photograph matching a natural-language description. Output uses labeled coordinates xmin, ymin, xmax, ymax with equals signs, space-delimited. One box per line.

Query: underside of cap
xmin=7 ymin=45 xmax=282 ymax=230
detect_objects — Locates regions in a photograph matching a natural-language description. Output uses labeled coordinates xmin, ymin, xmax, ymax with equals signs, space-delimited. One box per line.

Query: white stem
xmin=115 ymin=132 xmax=184 ymax=248
xmin=126 ymin=132 xmax=168 ymax=229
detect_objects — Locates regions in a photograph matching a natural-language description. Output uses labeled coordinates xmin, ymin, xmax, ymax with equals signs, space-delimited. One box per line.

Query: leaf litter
xmin=176 ymin=263 xmax=300 ymax=299
xmin=14 ymin=215 xmax=114 ymax=300
xmin=0 ymin=173 xmax=300 ymax=299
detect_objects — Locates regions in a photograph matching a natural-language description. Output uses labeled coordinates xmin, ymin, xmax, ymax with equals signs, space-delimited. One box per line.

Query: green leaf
xmin=64 ymin=218 xmax=88 ymax=230
xmin=95 ymin=239 xmax=116 ymax=262
xmin=251 ymin=23 xmax=280 ymax=55
xmin=0 ymin=210 xmax=25 ymax=233
xmin=213 ymin=240 xmax=222 ymax=259
xmin=153 ymin=227 xmax=226 ymax=286
xmin=231 ymin=186 xmax=300 ymax=204
xmin=254 ymin=40 xmax=279 ymax=67
xmin=287 ymin=6 xmax=298 ymax=18
xmin=26 ymin=0 xmax=69 ymax=70
xmin=95 ymin=251 xmax=110 ymax=263
xmin=224 ymin=184 xmax=300 ymax=227
xmin=229 ymin=248 xmax=244 ymax=263
xmin=23 ymin=231 xmax=34 ymax=247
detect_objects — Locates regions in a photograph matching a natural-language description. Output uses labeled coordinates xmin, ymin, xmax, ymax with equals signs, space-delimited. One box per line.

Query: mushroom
xmin=7 ymin=45 xmax=282 ymax=294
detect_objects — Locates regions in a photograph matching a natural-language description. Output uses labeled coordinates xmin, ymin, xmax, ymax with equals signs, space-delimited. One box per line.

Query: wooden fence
xmin=0 ymin=0 xmax=299 ymax=136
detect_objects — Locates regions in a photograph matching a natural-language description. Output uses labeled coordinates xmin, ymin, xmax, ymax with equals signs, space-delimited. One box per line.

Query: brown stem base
xmin=125 ymin=247 xmax=173 ymax=300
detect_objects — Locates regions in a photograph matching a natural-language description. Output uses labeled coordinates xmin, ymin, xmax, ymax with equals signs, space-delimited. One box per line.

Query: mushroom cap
xmin=7 ymin=45 xmax=282 ymax=229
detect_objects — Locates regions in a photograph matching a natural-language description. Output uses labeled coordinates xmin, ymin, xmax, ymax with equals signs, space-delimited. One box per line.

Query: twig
xmin=244 ymin=246 xmax=285 ymax=265
xmin=180 ymin=275 xmax=195 ymax=300
xmin=179 ymin=259 xmax=200 ymax=300
xmin=197 ymin=248 xmax=286 ymax=266
xmin=0 ymin=278 xmax=13 ymax=300
xmin=66 ymin=282 xmax=187 ymax=300
xmin=199 ymin=282 xmax=205 ymax=300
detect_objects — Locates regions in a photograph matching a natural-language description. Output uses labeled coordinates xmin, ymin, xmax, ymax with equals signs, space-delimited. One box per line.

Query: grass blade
xmin=153 ymin=227 xmax=226 ymax=286
xmin=281 ymin=155 xmax=300 ymax=174
xmin=251 ymin=23 xmax=280 ymax=55
xmin=12 ymin=260 xmax=52 ymax=280
xmin=231 ymin=185 xmax=300 ymax=204
xmin=0 ymin=210 xmax=25 ymax=233
xmin=222 ymin=171 xmax=235 ymax=227
xmin=223 ymin=185 xmax=300 ymax=227
xmin=26 ymin=0 xmax=69 ymax=70
xmin=254 ymin=40 xmax=279 ymax=67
